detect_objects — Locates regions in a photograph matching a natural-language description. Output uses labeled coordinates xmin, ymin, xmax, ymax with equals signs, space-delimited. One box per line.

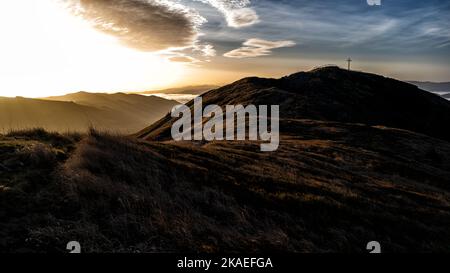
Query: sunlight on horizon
xmin=0 ymin=0 xmax=185 ymax=98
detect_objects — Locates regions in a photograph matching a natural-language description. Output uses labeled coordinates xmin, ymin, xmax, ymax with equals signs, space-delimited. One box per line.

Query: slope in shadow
xmin=138 ymin=67 xmax=450 ymax=142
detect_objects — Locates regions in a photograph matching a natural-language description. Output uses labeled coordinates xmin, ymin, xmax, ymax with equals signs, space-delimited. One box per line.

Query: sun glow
xmin=0 ymin=0 xmax=184 ymax=98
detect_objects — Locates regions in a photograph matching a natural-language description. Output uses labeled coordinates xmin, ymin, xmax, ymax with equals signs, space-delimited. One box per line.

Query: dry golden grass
xmin=2 ymin=122 xmax=450 ymax=253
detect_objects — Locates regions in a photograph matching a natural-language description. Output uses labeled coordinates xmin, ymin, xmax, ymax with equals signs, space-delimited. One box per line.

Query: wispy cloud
xmin=194 ymin=44 xmax=217 ymax=57
xmin=224 ymin=38 xmax=296 ymax=58
xmin=169 ymin=55 xmax=198 ymax=63
xmin=195 ymin=0 xmax=259 ymax=28
xmin=249 ymin=0 xmax=450 ymax=52
xmin=160 ymin=42 xmax=216 ymax=64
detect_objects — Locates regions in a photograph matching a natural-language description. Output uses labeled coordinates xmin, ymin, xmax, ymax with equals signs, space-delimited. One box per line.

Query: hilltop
xmin=138 ymin=66 xmax=450 ymax=142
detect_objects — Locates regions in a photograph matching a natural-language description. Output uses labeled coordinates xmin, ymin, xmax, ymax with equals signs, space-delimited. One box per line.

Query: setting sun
xmin=0 ymin=0 xmax=184 ymax=98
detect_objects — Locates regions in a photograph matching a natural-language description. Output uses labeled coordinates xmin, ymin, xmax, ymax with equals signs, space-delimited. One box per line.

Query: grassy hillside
xmin=1 ymin=125 xmax=450 ymax=253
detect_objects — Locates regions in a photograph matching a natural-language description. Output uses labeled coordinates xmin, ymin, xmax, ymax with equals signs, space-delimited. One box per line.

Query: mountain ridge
xmin=138 ymin=67 xmax=450 ymax=142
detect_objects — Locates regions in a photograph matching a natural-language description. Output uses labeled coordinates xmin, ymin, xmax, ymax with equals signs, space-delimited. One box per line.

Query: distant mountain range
xmin=136 ymin=85 xmax=219 ymax=95
xmin=0 ymin=92 xmax=177 ymax=133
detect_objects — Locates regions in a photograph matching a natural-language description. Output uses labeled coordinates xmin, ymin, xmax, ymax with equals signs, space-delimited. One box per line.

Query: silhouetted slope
xmin=138 ymin=67 xmax=450 ymax=142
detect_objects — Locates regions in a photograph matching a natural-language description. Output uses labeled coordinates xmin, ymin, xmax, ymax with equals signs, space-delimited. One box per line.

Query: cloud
xmin=194 ymin=44 xmax=217 ymax=57
xmin=224 ymin=38 xmax=296 ymax=58
xmin=64 ymin=0 xmax=206 ymax=52
xmin=169 ymin=56 xmax=198 ymax=63
xmin=196 ymin=0 xmax=259 ymax=28
xmin=163 ymin=43 xmax=215 ymax=63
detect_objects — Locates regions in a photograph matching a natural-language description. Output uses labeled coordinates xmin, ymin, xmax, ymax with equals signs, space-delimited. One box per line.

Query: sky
xmin=0 ymin=0 xmax=449 ymax=97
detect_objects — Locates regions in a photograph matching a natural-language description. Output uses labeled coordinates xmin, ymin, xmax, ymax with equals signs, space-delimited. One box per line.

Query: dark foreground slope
xmin=1 ymin=123 xmax=450 ymax=252
xmin=138 ymin=67 xmax=450 ymax=142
